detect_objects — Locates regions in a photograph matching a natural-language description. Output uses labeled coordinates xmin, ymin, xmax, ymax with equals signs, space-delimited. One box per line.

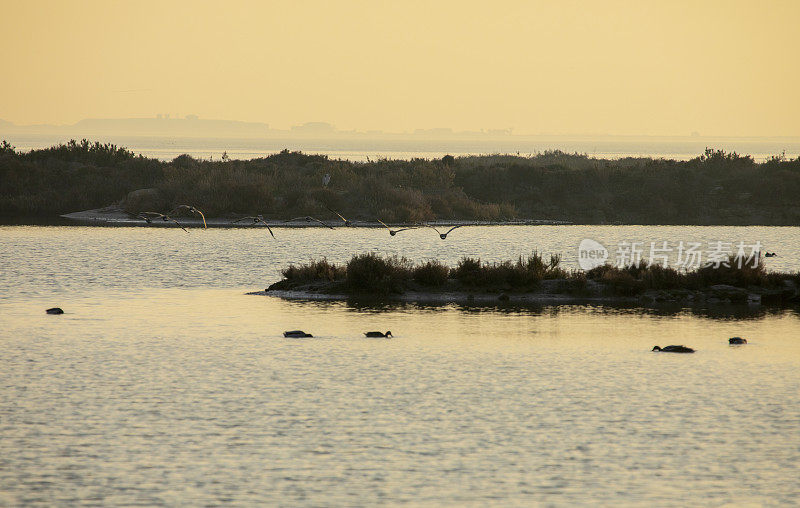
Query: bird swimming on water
xmin=376 ymin=219 xmax=417 ymax=236
xmin=284 ymin=330 xmax=313 ymax=338
xmin=729 ymin=337 xmax=747 ymax=344
xmin=173 ymin=204 xmax=207 ymax=229
xmin=137 ymin=212 xmax=189 ymax=233
xmin=364 ymin=331 xmax=392 ymax=338
xmin=231 ymin=215 xmax=275 ymax=238
xmin=424 ymin=223 xmax=464 ymax=239
xmin=652 ymin=345 xmax=695 ymax=353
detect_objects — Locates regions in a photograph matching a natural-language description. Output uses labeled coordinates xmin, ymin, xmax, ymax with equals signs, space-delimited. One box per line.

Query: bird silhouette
xmin=173 ymin=204 xmax=207 ymax=229
xmin=138 ymin=212 xmax=189 ymax=233
xmin=364 ymin=330 xmax=392 ymax=338
xmin=729 ymin=337 xmax=747 ymax=345
xmin=284 ymin=330 xmax=313 ymax=338
xmin=424 ymin=223 xmax=464 ymax=239
xmin=284 ymin=216 xmax=335 ymax=229
xmin=231 ymin=215 xmax=275 ymax=238
xmin=652 ymin=345 xmax=695 ymax=353
xmin=377 ymin=219 xmax=417 ymax=236
xmin=326 ymin=206 xmax=352 ymax=227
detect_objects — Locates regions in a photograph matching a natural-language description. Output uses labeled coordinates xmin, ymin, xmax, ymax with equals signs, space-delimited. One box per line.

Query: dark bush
xmin=453 ymin=257 xmax=483 ymax=286
xmin=282 ymin=258 xmax=344 ymax=282
xmin=452 ymin=252 xmax=564 ymax=289
xmin=412 ymin=260 xmax=449 ymax=286
xmin=346 ymin=253 xmax=411 ymax=294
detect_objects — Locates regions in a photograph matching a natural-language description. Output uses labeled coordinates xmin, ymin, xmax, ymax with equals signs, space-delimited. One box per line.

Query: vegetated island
xmin=2 ymin=139 xmax=800 ymax=225
xmin=258 ymin=253 xmax=800 ymax=307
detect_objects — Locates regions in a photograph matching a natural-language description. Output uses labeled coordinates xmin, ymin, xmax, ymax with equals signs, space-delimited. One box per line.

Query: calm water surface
xmin=1 ymin=226 xmax=799 ymax=506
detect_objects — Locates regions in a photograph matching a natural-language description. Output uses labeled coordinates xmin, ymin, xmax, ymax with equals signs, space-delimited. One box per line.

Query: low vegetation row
xmin=269 ymin=253 xmax=800 ymax=303
xmin=2 ymin=139 xmax=800 ymax=224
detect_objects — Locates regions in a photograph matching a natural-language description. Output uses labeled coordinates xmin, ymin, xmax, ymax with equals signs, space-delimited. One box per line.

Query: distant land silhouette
xmin=3 ymin=117 xmax=800 ymax=165
xmin=3 ymin=116 xmax=800 ymax=142
xmin=1 ymin=140 xmax=799 ymax=225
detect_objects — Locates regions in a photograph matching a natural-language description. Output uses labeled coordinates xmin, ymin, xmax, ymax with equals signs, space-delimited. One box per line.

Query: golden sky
xmin=2 ymin=0 xmax=798 ymax=136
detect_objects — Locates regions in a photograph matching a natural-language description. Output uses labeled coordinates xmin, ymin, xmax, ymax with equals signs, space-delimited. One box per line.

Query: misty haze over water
xmin=4 ymin=133 xmax=799 ymax=163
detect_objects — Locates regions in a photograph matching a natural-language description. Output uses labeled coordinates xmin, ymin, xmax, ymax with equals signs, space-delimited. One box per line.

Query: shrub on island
xmin=271 ymin=253 xmax=800 ymax=301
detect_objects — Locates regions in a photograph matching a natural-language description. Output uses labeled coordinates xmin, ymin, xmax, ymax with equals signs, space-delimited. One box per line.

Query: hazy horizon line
xmin=2 ymin=115 xmax=799 ymax=141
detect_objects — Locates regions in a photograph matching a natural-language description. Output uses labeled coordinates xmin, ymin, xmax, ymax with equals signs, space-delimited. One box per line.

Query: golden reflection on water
xmin=2 ymin=288 xmax=800 ymax=505
xmin=2 ymin=225 xmax=800 ymax=504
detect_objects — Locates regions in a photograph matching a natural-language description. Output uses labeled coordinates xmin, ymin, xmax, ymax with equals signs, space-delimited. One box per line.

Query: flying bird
xmin=137 ymin=212 xmax=189 ymax=233
xmin=326 ymin=206 xmax=352 ymax=227
xmin=231 ymin=215 xmax=275 ymax=238
xmin=284 ymin=216 xmax=335 ymax=230
xmin=173 ymin=204 xmax=207 ymax=229
xmin=377 ymin=219 xmax=417 ymax=236
xmin=424 ymin=223 xmax=464 ymax=239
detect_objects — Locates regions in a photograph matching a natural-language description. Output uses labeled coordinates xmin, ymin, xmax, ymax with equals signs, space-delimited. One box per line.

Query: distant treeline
xmin=2 ymin=139 xmax=800 ymax=225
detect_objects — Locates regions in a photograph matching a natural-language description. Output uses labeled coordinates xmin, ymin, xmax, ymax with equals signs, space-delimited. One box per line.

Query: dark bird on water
xmin=365 ymin=331 xmax=392 ymax=338
xmin=137 ymin=212 xmax=189 ymax=233
xmin=729 ymin=337 xmax=747 ymax=344
xmin=652 ymin=345 xmax=695 ymax=353
xmin=173 ymin=204 xmax=207 ymax=229
xmin=377 ymin=219 xmax=417 ymax=236
xmin=46 ymin=307 xmax=64 ymax=314
xmin=285 ymin=216 xmax=335 ymax=230
xmin=424 ymin=223 xmax=464 ymax=239
xmin=231 ymin=215 xmax=275 ymax=238
xmin=765 ymin=252 xmax=777 ymax=257
xmin=284 ymin=330 xmax=313 ymax=338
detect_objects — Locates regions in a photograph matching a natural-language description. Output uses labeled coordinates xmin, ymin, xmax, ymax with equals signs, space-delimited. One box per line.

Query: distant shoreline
xmin=2 ymin=205 xmax=800 ymax=227
xmin=3 ymin=140 xmax=800 ymax=226
xmin=3 ymin=129 xmax=800 ymax=164
xmin=259 ymin=280 xmax=800 ymax=309
xmin=53 ymin=207 xmax=570 ymax=228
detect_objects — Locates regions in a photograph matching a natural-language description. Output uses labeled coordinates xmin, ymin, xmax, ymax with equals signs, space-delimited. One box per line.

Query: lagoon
xmin=1 ymin=225 xmax=799 ymax=505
